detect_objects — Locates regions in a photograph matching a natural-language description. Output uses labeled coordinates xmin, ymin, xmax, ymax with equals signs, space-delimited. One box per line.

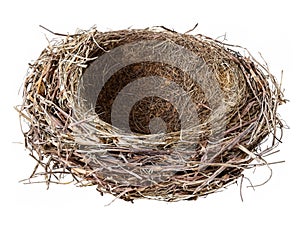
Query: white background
xmin=1 ymin=0 xmax=298 ymax=224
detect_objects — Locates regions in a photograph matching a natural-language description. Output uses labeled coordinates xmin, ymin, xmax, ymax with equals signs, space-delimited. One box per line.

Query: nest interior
xmin=19 ymin=27 xmax=285 ymax=202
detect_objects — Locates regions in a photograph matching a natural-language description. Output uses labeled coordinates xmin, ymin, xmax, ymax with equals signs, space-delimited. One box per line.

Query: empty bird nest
xmin=18 ymin=26 xmax=285 ymax=202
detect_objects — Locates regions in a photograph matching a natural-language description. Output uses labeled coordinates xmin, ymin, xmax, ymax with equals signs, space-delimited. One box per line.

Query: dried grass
xmin=17 ymin=26 xmax=285 ymax=202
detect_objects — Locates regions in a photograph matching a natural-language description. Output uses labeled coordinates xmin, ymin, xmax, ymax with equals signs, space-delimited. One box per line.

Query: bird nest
xmin=18 ymin=27 xmax=285 ymax=202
